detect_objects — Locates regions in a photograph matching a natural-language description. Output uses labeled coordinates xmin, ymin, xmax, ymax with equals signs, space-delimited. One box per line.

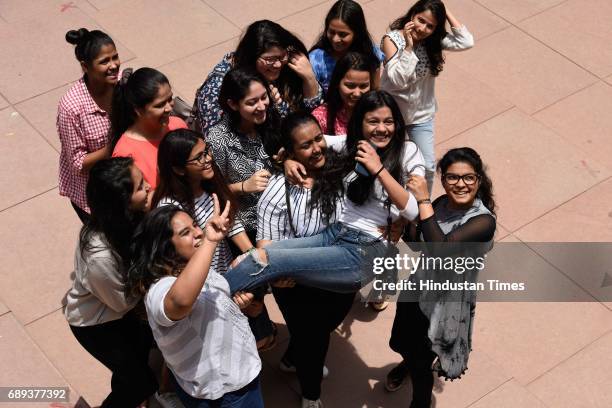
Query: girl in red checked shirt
xmin=57 ymin=28 xmax=119 ymax=223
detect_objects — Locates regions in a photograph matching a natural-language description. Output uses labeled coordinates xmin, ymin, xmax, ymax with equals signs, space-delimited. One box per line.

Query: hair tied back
xmin=119 ymin=68 xmax=133 ymax=86
xmin=65 ymin=28 xmax=91 ymax=45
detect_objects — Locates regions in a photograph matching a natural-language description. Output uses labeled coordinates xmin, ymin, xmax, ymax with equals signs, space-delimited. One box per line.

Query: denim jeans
xmin=223 ymin=223 xmax=389 ymax=294
xmin=174 ymin=376 xmax=263 ymax=408
xmin=407 ymin=119 xmax=435 ymax=192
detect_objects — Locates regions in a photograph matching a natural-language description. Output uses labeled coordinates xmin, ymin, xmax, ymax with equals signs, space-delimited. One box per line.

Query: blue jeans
xmin=407 ymin=119 xmax=435 ymax=192
xmin=224 ymin=223 xmax=389 ymax=294
xmin=174 ymin=376 xmax=263 ymax=408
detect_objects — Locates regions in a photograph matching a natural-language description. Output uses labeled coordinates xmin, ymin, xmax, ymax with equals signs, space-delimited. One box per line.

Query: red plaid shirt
xmin=57 ymin=77 xmax=110 ymax=212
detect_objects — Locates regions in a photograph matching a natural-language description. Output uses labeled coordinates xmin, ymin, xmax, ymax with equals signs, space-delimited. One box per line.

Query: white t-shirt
xmin=339 ymin=141 xmax=425 ymax=237
xmin=145 ymin=273 xmax=260 ymax=400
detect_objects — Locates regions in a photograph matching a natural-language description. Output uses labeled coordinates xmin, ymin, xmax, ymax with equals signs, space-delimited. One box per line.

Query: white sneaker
xmin=154 ymin=391 xmax=184 ymax=408
xmin=301 ymin=397 xmax=323 ymax=408
xmin=279 ymin=358 xmax=329 ymax=378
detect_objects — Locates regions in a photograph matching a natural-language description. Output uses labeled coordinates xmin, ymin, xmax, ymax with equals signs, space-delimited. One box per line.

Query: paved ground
xmin=1 ymin=0 xmax=612 ymax=407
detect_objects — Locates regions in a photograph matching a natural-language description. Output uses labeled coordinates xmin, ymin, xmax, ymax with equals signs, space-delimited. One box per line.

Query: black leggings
xmin=389 ymin=302 xmax=437 ymax=408
xmin=70 ymin=312 xmax=158 ymax=407
xmin=274 ymin=285 xmax=355 ymax=400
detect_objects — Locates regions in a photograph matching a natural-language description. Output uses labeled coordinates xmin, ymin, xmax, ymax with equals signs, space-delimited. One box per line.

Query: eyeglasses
xmin=442 ymin=173 xmax=480 ymax=185
xmin=258 ymin=53 xmax=289 ymax=66
xmin=186 ymin=145 xmax=212 ymax=166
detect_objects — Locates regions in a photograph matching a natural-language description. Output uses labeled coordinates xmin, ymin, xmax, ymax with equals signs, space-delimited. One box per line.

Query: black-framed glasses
xmin=186 ymin=145 xmax=212 ymax=166
xmin=442 ymin=173 xmax=480 ymax=185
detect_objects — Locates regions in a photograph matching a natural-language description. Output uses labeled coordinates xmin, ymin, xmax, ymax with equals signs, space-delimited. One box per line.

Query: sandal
xmin=385 ymin=360 xmax=409 ymax=392
xmin=369 ymin=300 xmax=389 ymax=312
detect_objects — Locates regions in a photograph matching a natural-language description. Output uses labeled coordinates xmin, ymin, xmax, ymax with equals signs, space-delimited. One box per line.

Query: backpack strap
xmin=284 ymin=179 xmax=299 ymax=238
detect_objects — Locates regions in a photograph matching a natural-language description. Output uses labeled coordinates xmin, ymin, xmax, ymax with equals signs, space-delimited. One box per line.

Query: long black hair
xmin=153 ymin=128 xmax=238 ymax=223
xmin=126 ymin=205 xmax=186 ymax=299
xmin=311 ymin=0 xmax=379 ymax=64
xmin=437 ymin=147 xmax=496 ymax=215
xmin=80 ymin=157 xmax=142 ymax=266
xmin=389 ymin=0 xmax=447 ymax=76
xmin=345 ymin=90 xmax=409 ymax=205
xmin=219 ymin=68 xmax=280 ymax=146
xmin=278 ymin=112 xmax=347 ymax=223
xmin=109 ymin=67 xmax=170 ymax=151
xmin=325 ymin=52 xmax=376 ymax=135
xmin=65 ymin=28 xmax=115 ymax=66
xmin=233 ymin=20 xmax=309 ymax=112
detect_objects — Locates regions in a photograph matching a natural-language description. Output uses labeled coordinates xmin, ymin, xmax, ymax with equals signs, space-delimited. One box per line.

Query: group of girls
xmin=58 ymin=1 xmax=495 ymax=408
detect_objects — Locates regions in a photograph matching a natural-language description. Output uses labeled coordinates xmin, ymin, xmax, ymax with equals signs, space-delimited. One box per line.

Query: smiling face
xmin=442 ymin=161 xmax=481 ymax=209
xmin=255 ymin=46 xmax=288 ymax=82
xmin=183 ymin=139 xmax=215 ymax=184
xmin=326 ymin=18 xmax=354 ymax=56
xmin=128 ymin=165 xmax=151 ymax=212
xmin=82 ymin=43 xmax=120 ymax=87
xmin=170 ymin=211 xmax=204 ymax=261
xmin=228 ymin=80 xmax=270 ymax=127
xmin=289 ymin=121 xmax=327 ymax=171
xmin=339 ymin=69 xmax=371 ymax=111
xmin=410 ymin=9 xmax=438 ymax=42
xmin=362 ymin=106 xmax=395 ymax=149
xmin=136 ymin=82 xmax=174 ymax=131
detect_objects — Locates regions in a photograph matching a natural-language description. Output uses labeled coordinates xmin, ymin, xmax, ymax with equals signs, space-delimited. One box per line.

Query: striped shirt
xmin=257 ymin=173 xmax=344 ymax=241
xmin=145 ymin=273 xmax=260 ymax=400
xmin=158 ymin=193 xmax=245 ymax=275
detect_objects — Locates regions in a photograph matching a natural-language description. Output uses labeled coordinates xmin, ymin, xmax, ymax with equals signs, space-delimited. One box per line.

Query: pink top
xmin=311 ymin=104 xmax=349 ymax=136
xmin=57 ymin=77 xmax=111 ymax=212
xmin=112 ymin=116 xmax=187 ymax=189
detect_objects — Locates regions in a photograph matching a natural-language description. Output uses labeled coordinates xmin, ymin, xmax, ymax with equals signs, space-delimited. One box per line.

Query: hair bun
xmin=65 ymin=28 xmax=91 ymax=45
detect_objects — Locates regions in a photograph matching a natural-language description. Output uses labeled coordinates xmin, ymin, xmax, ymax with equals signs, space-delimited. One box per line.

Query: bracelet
xmin=243 ymin=247 xmax=255 ymax=255
xmin=241 ymin=181 xmax=245 ymax=193
xmin=417 ymin=198 xmax=431 ymax=205
xmin=374 ymin=165 xmax=385 ymax=177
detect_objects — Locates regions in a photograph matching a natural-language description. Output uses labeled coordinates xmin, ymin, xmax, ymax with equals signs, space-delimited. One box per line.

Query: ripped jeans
xmin=223 ymin=222 xmax=389 ymax=294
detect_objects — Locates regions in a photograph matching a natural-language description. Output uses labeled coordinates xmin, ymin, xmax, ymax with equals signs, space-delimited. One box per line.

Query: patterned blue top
xmin=195 ymin=52 xmax=324 ymax=135
xmin=309 ymin=46 xmax=385 ymax=93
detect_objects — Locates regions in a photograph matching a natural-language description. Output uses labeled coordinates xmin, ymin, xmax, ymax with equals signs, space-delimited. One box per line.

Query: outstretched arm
xmin=163 ymin=195 xmax=230 ymax=320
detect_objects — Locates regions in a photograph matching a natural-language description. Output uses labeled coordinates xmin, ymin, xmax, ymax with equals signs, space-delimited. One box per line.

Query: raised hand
xmin=355 ymin=140 xmax=383 ymax=174
xmin=406 ymin=174 xmax=430 ymax=201
xmin=205 ymin=193 xmax=231 ymax=242
xmin=284 ymin=159 xmax=307 ymax=185
xmin=243 ymin=169 xmax=271 ymax=193
xmin=269 ymin=84 xmax=282 ymax=106
xmin=402 ymin=21 xmax=415 ymax=50
xmin=287 ymin=51 xmax=316 ymax=81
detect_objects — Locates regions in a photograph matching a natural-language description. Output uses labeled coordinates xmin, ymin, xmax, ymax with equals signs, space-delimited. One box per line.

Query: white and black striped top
xmin=145 ymin=273 xmax=260 ymax=400
xmin=158 ymin=193 xmax=245 ymax=275
xmin=256 ymin=173 xmax=344 ymax=241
